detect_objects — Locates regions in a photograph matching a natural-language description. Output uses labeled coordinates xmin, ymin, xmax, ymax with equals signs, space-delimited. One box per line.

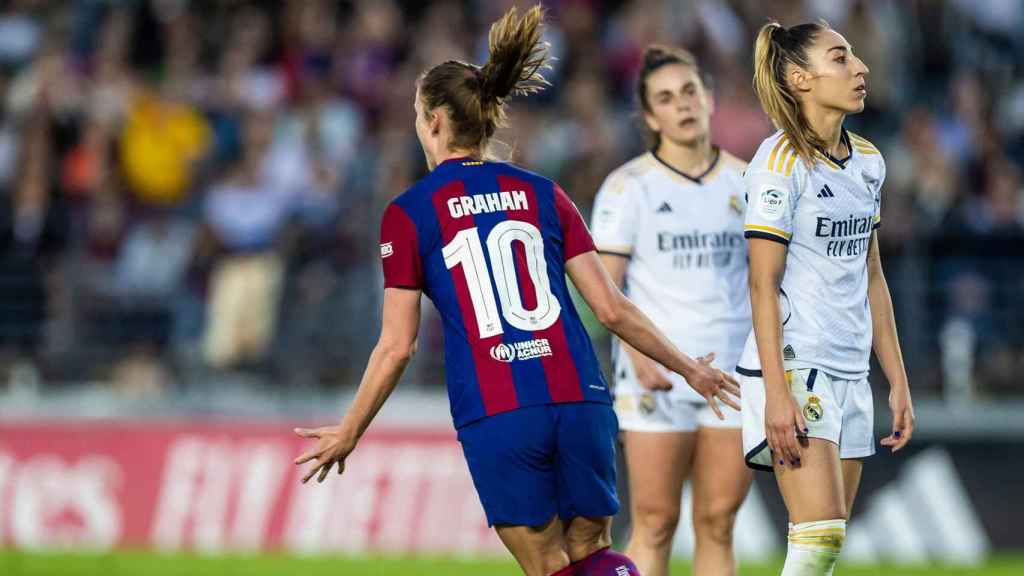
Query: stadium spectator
xmin=0 ymin=0 xmax=1015 ymax=399
xmin=200 ymin=109 xmax=288 ymax=370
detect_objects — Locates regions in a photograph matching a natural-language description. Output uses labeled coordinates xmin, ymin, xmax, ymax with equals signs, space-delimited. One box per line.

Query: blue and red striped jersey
xmin=380 ymin=158 xmax=610 ymax=428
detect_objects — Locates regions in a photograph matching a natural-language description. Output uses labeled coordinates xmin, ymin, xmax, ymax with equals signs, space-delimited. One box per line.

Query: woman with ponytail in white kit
xmin=740 ymin=21 xmax=916 ymax=576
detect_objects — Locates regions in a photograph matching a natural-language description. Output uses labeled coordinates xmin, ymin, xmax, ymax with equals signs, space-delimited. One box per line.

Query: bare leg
xmin=691 ymin=427 xmax=753 ymax=576
xmin=774 ymin=439 xmax=848 ymax=576
xmin=495 ymin=515 xmax=571 ymax=576
xmin=841 ymin=458 xmax=864 ymax=519
xmin=621 ymin=430 xmax=697 ymax=576
xmin=564 ymin=515 xmax=613 ymax=562
xmin=773 ymin=438 xmax=846 ymax=522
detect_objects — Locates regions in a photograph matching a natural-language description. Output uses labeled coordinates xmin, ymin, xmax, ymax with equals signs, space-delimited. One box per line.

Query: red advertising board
xmin=0 ymin=421 xmax=503 ymax=554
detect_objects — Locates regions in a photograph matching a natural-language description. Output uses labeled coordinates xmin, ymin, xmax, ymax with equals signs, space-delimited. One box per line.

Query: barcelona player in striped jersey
xmin=292 ymin=6 xmax=739 ymax=576
xmin=740 ymin=21 xmax=915 ymax=576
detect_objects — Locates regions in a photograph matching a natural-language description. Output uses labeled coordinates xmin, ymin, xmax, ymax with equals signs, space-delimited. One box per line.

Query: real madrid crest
xmin=729 ymin=194 xmax=743 ymax=216
xmin=639 ymin=393 xmax=657 ymax=415
xmin=803 ymin=395 xmax=823 ymax=422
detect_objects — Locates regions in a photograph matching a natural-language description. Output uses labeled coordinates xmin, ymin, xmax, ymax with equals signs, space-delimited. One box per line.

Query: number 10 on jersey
xmin=443 ymin=221 xmax=561 ymax=338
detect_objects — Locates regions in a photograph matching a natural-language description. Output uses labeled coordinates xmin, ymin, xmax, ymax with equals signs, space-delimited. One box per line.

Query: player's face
xmin=801 ymin=29 xmax=869 ymax=114
xmin=414 ymin=88 xmax=438 ymax=170
xmin=643 ymin=63 xmax=713 ymax=148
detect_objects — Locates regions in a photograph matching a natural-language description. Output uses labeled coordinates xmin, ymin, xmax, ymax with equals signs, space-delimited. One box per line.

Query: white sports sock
xmin=780 ymin=519 xmax=846 ymax=576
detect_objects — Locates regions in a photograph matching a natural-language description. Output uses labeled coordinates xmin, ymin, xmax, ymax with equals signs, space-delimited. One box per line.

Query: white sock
xmin=780 ymin=519 xmax=846 ymax=576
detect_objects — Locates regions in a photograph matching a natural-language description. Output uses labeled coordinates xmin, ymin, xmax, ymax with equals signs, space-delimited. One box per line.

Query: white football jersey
xmin=737 ymin=129 xmax=885 ymax=381
xmin=592 ymin=149 xmax=751 ymax=402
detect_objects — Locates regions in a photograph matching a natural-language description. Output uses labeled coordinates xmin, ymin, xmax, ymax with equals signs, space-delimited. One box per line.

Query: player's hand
xmin=685 ymin=353 xmax=741 ymax=420
xmin=765 ymin=385 xmax=806 ymax=468
xmin=294 ymin=426 xmax=357 ymax=484
xmin=880 ymin=384 xmax=914 ymax=452
xmin=631 ymin=353 xmax=673 ymax=391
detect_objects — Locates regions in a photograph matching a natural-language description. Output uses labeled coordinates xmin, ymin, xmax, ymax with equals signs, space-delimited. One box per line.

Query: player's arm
xmin=567 ymin=251 xmax=739 ymax=417
xmin=294 ymin=201 xmax=424 ymax=483
xmin=598 ymin=252 xmax=629 ymax=288
xmin=748 ymin=237 xmax=806 ymax=466
xmin=866 ymin=231 xmax=914 ymax=452
xmin=598 ymin=253 xmax=673 ymax=391
xmin=294 ymin=287 xmax=421 ymax=484
xmin=744 ymin=163 xmax=808 ymax=466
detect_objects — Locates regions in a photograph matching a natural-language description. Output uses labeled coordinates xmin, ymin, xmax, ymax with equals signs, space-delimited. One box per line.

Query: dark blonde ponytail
xmin=752 ymin=21 xmax=828 ymax=165
xmin=479 ymin=6 xmax=548 ymax=108
xmin=418 ymin=5 xmax=549 ymax=153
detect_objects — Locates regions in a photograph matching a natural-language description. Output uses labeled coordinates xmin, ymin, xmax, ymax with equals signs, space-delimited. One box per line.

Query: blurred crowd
xmin=0 ymin=0 xmax=1022 ymax=399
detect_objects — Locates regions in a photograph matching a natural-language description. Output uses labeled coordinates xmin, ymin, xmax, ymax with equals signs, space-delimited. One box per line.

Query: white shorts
xmin=739 ymin=367 xmax=875 ymax=470
xmin=614 ymin=386 xmax=742 ymax=433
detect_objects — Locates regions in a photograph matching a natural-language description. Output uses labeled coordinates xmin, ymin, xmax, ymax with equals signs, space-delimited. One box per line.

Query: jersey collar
xmin=436 ymin=156 xmax=482 ymax=169
xmin=817 ymin=128 xmax=853 ymax=170
xmin=650 ymin=146 xmax=721 ymax=185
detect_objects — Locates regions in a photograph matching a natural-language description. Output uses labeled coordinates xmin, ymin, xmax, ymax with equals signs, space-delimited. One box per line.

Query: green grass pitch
xmin=2 ymin=551 xmax=1023 ymax=576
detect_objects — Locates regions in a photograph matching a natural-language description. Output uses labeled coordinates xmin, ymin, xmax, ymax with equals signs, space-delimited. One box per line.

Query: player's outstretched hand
xmin=686 ymin=353 xmax=742 ymax=420
xmin=880 ymin=385 xmax=914 ymax=452
xmin=294 ymin=426 xmax=356 ymax=484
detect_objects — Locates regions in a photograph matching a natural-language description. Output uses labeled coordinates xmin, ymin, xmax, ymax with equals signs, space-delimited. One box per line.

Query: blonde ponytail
xmin=752 ymin=21 xmax=828 ymax=165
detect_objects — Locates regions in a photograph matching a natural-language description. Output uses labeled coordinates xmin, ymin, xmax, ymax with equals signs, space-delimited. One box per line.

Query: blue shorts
xmin=457 ymin=401 xmax=620 ymax=527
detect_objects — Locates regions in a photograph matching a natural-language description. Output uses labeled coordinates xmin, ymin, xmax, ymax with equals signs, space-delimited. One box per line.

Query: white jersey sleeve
xmin=591 ymin=169 xmax=644 ymax=255
xmin=744 ymin=168 xmax=800 ymax=245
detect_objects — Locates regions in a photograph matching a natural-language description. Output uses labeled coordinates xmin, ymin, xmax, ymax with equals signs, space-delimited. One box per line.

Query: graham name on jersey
xmin=816 ymin=214 xmax=873 ymax=258
xmin=448 ymin=190 xmax=528 ymax=218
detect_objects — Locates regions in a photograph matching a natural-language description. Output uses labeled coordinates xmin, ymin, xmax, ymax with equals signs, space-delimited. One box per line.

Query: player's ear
xmin=429 ymin=108 xmax=443 ymax=136
xmin=789 ymin=64 xmax=812 ymax=93
xmin=643 ymin=110 xmax=660 ymax=133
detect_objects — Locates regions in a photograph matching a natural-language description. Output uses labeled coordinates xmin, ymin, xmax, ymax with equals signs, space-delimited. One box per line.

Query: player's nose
xmin=854 ymin=55 xmax=869 ymax=76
